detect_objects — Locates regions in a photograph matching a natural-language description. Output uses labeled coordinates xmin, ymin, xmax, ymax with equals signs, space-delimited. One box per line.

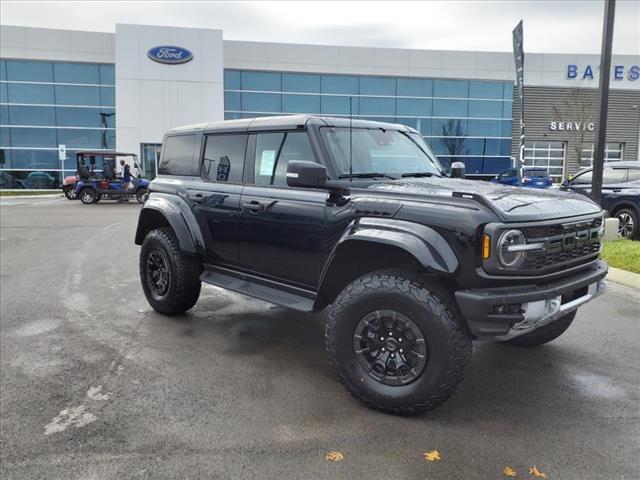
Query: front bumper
xmin=455 ymin=260 xmax=608 ymax=340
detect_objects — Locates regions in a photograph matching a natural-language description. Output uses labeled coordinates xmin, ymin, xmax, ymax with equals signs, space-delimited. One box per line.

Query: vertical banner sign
xmin=512 ymin=20 xmax=525 ymax=184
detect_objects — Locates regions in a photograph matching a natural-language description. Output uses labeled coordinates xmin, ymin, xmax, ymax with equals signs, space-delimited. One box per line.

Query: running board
xmin=200 ymin=267 xmax=316 ymax=312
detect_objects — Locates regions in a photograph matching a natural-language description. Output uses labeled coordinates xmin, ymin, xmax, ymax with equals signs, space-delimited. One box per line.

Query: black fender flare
xmin=313 ymin=218 xmax=459 ymax=309
xmin=337 ymin=217 xmax=458 ymax=273
xmin=322 ymin=215 xmax=456 ymax=280
xmin=134 ymin=193 xmax=205 ymax=255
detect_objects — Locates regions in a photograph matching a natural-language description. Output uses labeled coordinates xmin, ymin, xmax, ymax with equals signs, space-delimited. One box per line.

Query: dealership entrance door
xmin=141 ymin=143 xmax=162 ymax=179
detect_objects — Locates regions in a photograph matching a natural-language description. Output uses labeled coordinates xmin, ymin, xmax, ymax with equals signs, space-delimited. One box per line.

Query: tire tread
xmin=140 ymin=227 xmax=201 ymax=315
xmin=325 ymin=269 xmax=471 ymax=415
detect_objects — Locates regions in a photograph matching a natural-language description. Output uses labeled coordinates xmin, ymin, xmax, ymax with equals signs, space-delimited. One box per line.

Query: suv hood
xmin=365 ymin=177 xmax=602 ymax=222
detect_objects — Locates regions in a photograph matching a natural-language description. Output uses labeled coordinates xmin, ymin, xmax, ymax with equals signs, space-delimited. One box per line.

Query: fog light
xmin=491 ymin=304 xmax=522 ymax=315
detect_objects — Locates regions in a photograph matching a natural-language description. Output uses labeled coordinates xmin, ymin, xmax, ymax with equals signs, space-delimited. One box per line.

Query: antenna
xmin=349 ymin=96 xmax=353 ymax=183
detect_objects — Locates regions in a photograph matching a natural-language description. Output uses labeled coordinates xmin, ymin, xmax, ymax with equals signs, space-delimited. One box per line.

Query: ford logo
xmin=147 ymin=46 xmax=193 ymax=65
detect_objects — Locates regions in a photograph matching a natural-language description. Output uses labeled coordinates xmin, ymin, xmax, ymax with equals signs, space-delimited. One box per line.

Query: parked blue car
xmin=562 ymin=161 xmax=640 ymax=240
xmin=491 ymin=167 xmax=553 ymax=189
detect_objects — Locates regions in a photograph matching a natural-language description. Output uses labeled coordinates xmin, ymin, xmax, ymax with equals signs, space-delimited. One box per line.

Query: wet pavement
xmin=1 ymin=197 xmax=639 ymax=479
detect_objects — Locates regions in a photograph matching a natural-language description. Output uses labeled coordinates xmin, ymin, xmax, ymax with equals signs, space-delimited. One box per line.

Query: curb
xmin=607 ymin=267 xmax=640 ymax=290
xmin=0 ymin=194 xmax=63 ymax=200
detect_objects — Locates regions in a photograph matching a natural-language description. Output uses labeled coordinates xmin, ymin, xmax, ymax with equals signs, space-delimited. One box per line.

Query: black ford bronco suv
xmin=135 ymin=115 xmax=607 ymax=415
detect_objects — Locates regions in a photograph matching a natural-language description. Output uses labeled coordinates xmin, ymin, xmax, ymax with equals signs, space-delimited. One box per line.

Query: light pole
xmin=632 ymin=105 xmax=640 ymax=161
xmin=591 ymin=0 xmax=616 ymax=206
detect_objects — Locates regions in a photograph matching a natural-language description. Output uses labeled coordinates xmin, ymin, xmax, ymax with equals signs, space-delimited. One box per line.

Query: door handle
xmin=612 ymin=189 xmax=622 ymax=193
xmin=242 ymin=201 xmax=265 ymax=212
xmin=189 ymin=193 xmax=206 ymax=204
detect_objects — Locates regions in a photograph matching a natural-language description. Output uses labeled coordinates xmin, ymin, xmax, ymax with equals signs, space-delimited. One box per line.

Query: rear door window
xmin=626 ymin=168 xmax=640 ymax=182
xmin=602 ymin=167 xmax=628 ymax=184
xmin=158 ymin=134 xmax=198 ymax=176
xmin=201 ymin=134 xmax=248 ymax=183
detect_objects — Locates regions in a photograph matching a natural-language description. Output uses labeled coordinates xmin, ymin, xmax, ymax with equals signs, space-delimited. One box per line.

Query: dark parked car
xmin=135 ymin=115 xmax=607 ymax=415
xmin=562 ymin=161 xmax=640 ymax=239
xmin=492 ymin=166 xmax=553 ymax=188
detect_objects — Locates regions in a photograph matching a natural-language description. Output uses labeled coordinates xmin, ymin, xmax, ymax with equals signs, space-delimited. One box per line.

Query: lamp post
xmin=591 ymin=0 xmax=616 ymax=206
xmin=632 ymin=105 xmax=640 ymax=161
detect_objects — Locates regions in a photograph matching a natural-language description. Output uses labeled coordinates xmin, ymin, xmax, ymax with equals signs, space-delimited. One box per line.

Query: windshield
xmin=524 ymin=168 xmax=548 ymax=177
xmin=320 ymin=127 xmax=443 ymax=178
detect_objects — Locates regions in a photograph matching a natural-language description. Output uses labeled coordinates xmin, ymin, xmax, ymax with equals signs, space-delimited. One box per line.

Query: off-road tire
xmin=79 ymin=188 xmax=96 ymax=204
xmin=615 ymin=208 xmax=639 ymax=240
xmin=140 ymin=228 xmax=202 ymax=315
xmin=500 ymin=310 xmax=576 ymax=347
xmin=325 ymin=270 xmax=472 ymax=415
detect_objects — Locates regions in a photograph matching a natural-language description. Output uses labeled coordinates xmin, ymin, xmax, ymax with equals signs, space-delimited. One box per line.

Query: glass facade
xmin=224 ymin=69 xmax=513 ymax=175
xmin=0 ymin=59 xmax=115 ymax=188
xmin=524 ymin=141 xmax=566 ymax=181
xmin=580 ymin=143 xmax=624 ymax=168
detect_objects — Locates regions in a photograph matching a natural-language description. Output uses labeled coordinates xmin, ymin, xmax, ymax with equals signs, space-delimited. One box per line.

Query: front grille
xmin=518 ymin=216 xmax=603 ymax=272
xmin=521 ymin=242 xmax=601 ymax=271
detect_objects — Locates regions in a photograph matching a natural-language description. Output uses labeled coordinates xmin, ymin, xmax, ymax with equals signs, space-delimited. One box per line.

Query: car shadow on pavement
xmin=143 ymin=291 xmax=621 ymax=426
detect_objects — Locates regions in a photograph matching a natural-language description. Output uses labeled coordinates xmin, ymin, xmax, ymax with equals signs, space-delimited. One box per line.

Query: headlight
xmin=498 ymin=229 xmax=527 ymax=268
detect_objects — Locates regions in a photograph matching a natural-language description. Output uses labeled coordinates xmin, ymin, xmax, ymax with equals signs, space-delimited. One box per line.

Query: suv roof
xmin=603 ymin=161 xmax=640 ymax=168
xmin=167 ymin=115 xmax=419 ymax=135
xmin=76 ymin=150 xmax=137 ymax=157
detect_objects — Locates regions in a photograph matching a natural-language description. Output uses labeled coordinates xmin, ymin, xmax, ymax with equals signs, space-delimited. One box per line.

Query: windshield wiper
xmin=338 ymin=173 xmax=396 ymax=180
xmin=401 ymin=172 xmax=441 ymax=178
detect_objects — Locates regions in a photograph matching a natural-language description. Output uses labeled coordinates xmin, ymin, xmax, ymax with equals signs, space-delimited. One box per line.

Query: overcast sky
xmin=1 ymin=1 xmax=639 ymax=55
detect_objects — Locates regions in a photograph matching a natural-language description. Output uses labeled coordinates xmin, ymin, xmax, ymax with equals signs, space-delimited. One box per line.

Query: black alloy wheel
xmin=146 ymin=249 xmax=171 ymax=299
xmin=353 ymin=309 xmax=427 ymax=386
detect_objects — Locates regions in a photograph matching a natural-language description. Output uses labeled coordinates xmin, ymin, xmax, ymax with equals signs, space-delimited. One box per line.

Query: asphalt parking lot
xmin=1 ymin=196 xmax=639 ymax=480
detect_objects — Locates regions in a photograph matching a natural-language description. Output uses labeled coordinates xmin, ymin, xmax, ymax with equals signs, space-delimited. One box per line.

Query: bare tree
xmin=551 ymin=88 xmax=597 ymax=173
xmin=441 ymin=119 xmax=467 ymax=164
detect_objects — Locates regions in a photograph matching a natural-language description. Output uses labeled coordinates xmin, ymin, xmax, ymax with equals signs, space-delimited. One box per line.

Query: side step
xmin=200 ymin=267 xmax=316 ymax=312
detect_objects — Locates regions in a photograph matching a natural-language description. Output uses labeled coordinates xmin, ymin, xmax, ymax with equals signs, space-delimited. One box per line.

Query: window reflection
xmin=222 ymin=69 xmax=514 ymax=175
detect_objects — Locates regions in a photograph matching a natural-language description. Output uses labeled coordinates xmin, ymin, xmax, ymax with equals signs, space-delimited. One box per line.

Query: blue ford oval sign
xmin=147 ymin=46 xmax=193 ymax=65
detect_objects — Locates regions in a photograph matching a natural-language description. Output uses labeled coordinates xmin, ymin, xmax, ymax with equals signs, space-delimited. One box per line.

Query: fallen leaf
xmin=324 ymin=451 xmax=344 ymax=462
xmin=423 ymin=450 xmax=441 ymax=462
xmin=503 ymin=466 xmax=517 ymax=477
xmin=529 ymin=466 xmax=547 ymax=478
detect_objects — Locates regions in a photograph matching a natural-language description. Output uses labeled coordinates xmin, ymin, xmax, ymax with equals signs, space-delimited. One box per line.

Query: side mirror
xmin=561 ymin=178 xmax=570 ymax=187
xmin=450 ymin=161 xmax=466 ymax=179
xmin=286 ymin=160 xmax=327 ymax=188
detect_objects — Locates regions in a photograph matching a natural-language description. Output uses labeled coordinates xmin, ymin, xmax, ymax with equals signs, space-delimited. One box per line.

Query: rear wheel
xmin=325 ymin=270 xmax=471 ymax=415
xmin=136 ymin=188 xmax=149 ymax=204
xmin=500 ymin=310 xmax=576 ymax=347
xmin=140 ymin=228 xmax=202 ymax=315
xmin=79 ymin=188 xmax=96 ymax=204
xmin=616 ymin=208 xmax=639 ymax=240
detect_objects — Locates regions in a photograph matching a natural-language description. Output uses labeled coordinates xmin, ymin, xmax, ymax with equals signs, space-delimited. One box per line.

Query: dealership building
xmin=0 ymin=23 xmax=638 ymax=188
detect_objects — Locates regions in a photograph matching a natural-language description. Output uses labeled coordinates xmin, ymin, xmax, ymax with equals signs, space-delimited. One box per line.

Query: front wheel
xmin=63 ymin=187 xmax=75 ymax=200
xmin=616 ymin=208 xmax=639 ymax=240
xmin=79 ymin=188 xmax=96 ymax=204
xmin=140 ymin=228 xmax=202 ymax=315
xmin=136 ymin=188 xmax=148 ymax=204
xmin=500 ymin=310 xmax=576 ymax=347
xmin=325 ymin=270 xmax=472 ymax=415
